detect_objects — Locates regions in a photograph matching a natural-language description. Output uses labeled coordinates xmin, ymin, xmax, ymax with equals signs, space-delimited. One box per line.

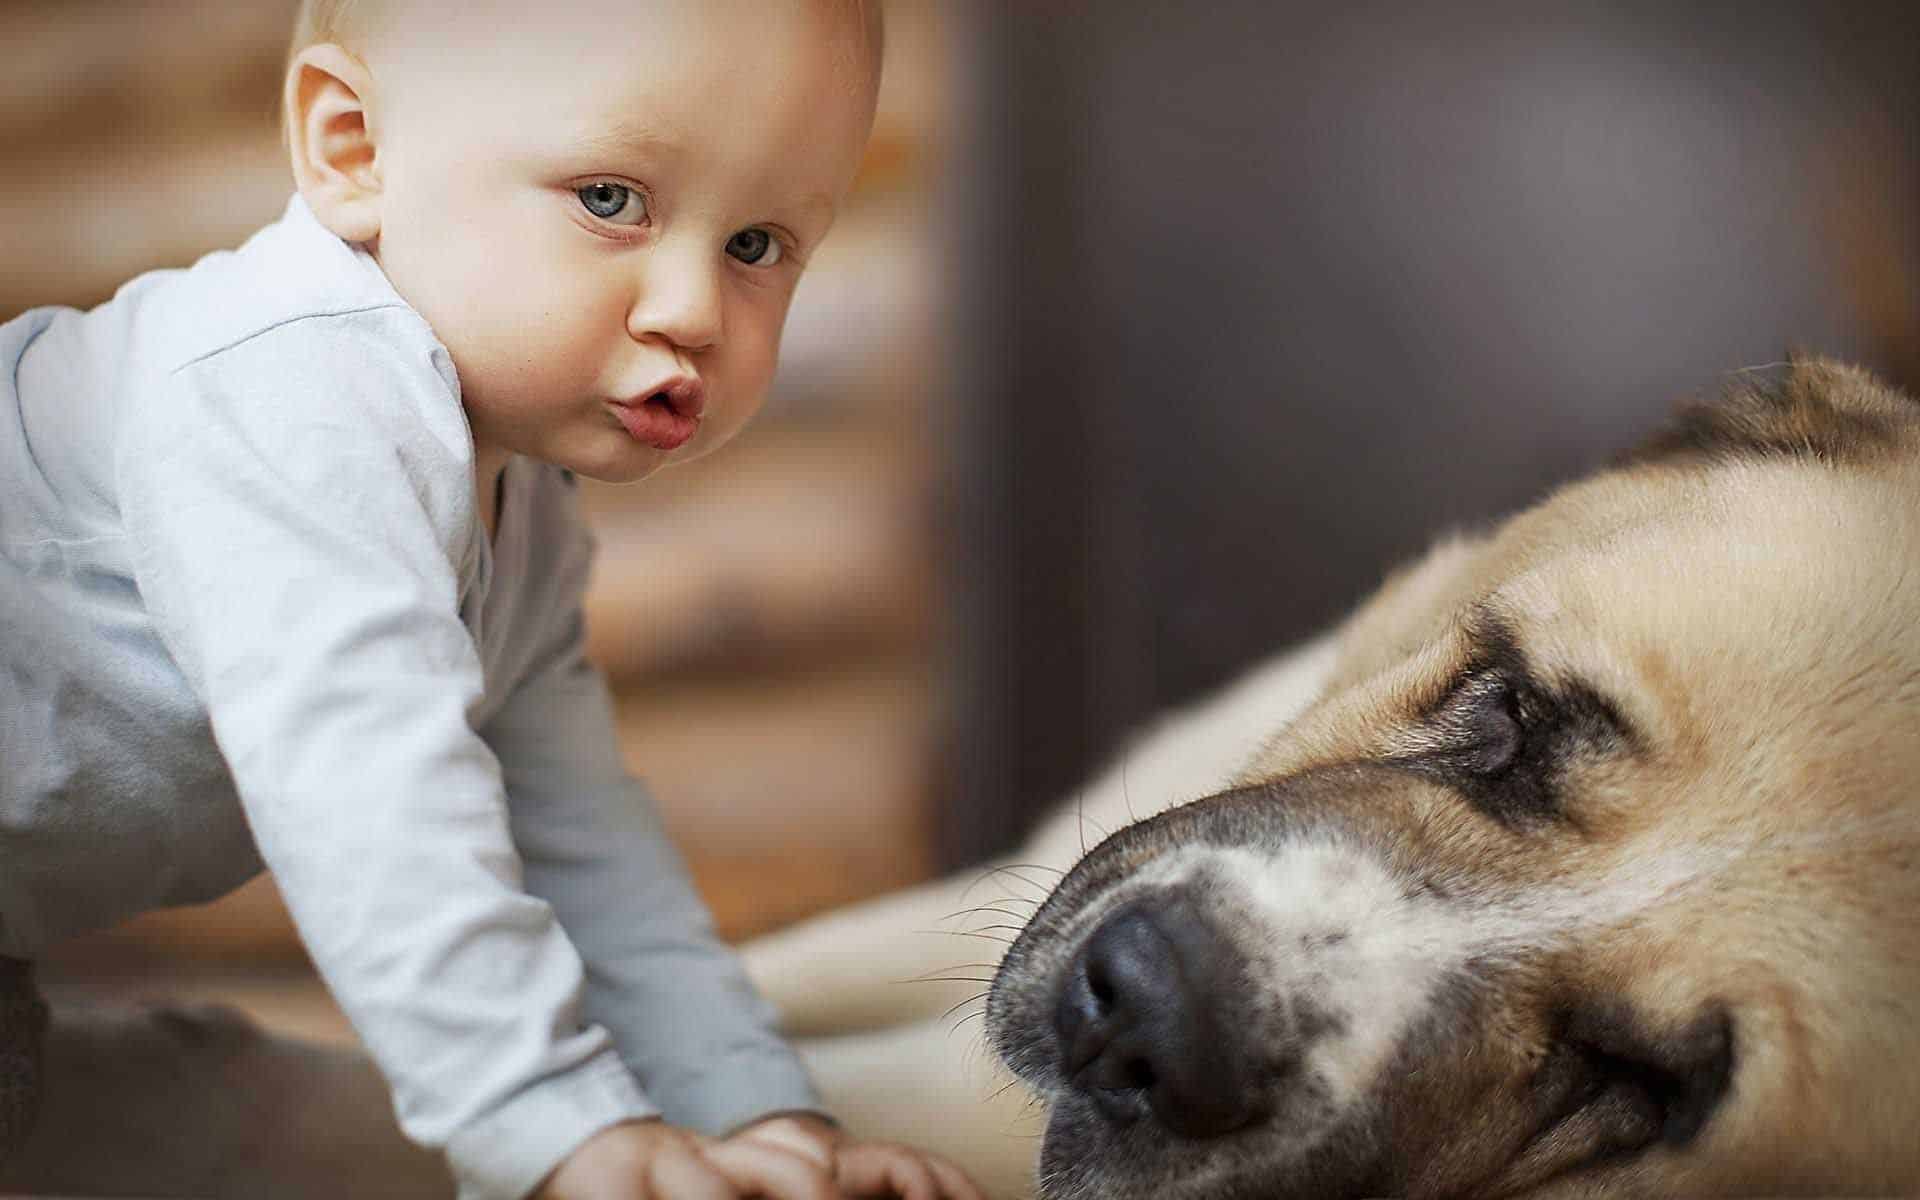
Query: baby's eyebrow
xmin=572 ymin=122 xmax=682 ymax=162
xmin=789 ymin=191 xmax=836 ymax=227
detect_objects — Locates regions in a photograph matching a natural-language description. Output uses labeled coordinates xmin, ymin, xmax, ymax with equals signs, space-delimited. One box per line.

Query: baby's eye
xmin=577 ymin=182 xmax=647 ymax=225
xmin=725 ymin=228 xmax=782 ymax=266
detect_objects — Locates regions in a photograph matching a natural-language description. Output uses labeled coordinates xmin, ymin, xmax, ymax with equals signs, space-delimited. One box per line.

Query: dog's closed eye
xmin=1431 ymin=672 xmax=1528 ymax=777
xmin=1400 ymin=653 xmax=1639 ymax=829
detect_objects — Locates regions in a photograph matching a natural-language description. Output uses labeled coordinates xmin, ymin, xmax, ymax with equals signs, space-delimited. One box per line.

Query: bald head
xmin=288 ymin=0 xmax=884 ymax=86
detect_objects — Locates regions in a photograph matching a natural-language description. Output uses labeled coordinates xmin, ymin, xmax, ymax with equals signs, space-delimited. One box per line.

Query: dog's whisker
xmin=926 ymin=928 xmax=1016 ymax=945
xmin=895 ymin=957 xmax=998 ymax=978
xmin=999 ymin=861 xmax=1066 ymax=877
xmin=986 ymin=868 xmax=1056 ymax=897
xmin=941 ymin=993 xmax=990 ymax=1024
xmin=1725 ymin=359 xmax=1793 ymax=377
xmin=902 ymin=959 xmax=997 ymax=975
xmin=944 ymin=900 xmax=1039 ymax=917
xmin=941 ymin=902 xmax=1038 ymax=926
xmin=959 ymin=863 xmax=1058 ymax=904
xmin=894 ymin=973 xmax=998 ymax=988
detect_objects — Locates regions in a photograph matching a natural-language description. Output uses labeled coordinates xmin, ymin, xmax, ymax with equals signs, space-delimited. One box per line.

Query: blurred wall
xmin=940 ymin=0 xmax=1920 ymax=865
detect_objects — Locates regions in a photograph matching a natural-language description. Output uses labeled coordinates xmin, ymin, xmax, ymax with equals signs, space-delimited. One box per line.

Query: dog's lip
xmin=1499 ymin=1001 xmax=1736 ymax=1193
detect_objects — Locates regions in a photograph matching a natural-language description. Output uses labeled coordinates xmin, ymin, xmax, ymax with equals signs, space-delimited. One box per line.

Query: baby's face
xmin=362 ymin=0 xmax=877 ymax=483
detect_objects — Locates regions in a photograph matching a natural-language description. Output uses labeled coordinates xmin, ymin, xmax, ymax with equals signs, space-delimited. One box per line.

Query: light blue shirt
xmin=0 ymin=196 xmax=819 ymax=1198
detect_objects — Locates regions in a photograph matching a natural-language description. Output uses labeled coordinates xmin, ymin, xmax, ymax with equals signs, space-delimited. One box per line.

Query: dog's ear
xmin=1621 ymin=356 xmax=1918 ymax=470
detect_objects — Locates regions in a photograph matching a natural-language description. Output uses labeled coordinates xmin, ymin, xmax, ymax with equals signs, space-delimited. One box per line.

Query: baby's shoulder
xmin=150 ymin=200 xmax=423 ymax=378
xmin=109 ymin=201 xmax=468 ymax=473
xmin=105 ymin=205 xmax=476 ymax=548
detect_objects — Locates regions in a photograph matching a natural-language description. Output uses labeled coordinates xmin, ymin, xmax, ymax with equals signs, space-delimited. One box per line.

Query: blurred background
xmin=4 ymin=0 xmax=1917 ymax=1051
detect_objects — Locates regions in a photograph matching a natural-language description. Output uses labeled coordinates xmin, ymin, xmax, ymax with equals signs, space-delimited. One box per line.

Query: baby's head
xmin=283 ymin=0 xmax=883 ymax=483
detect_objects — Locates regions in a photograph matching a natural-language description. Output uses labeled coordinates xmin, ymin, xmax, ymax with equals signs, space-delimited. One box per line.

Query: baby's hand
xmin=728 ymin=1115 xmax=988 ymax=1200
xmin=534 ymin=1117 xmax=839 ymax=1199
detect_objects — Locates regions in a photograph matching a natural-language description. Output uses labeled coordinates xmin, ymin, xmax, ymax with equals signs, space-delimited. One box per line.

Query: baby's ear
xmin=285 ymin=44 xmax=383 ymax=244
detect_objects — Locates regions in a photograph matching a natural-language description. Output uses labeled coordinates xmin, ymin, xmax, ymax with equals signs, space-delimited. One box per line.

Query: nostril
xmin=1122 ymin=1054 xmax=1156 ymax=1091
xmin=1056 ymin=950 xmax=1113 ymax=1077
xmin=1087 ymin=955 xmax=1116 ymax=1011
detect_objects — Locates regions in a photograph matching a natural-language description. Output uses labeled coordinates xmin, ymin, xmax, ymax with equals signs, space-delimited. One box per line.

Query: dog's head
xmin=988 ymin=360 xmax=1920 ymax=1199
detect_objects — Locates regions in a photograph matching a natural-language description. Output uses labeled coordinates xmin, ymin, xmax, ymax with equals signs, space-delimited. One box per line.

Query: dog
xmin=744 ymin=357 xmax=1920 ymax=1198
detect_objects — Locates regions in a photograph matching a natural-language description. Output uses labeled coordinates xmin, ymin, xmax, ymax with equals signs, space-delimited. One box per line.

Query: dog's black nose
xmin=1054 ymin=897 xmax=1261 ymax=1138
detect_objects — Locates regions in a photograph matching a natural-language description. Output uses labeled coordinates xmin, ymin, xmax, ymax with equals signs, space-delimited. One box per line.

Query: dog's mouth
xmin=1489 ymin=1001 xmax=1735 ymax=1196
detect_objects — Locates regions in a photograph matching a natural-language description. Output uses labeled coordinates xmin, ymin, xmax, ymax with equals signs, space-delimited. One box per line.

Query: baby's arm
xmin=118 ymin=319 xmax=656 ymax=1197
xmin=478 ymin=475 xmax=993 ymax=1199
xmin=480 ymin=476 xmax=822 ymax=1135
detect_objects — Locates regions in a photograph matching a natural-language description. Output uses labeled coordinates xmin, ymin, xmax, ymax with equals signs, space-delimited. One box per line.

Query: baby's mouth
xmin=611 ymin=380 xmax=704 ymax=451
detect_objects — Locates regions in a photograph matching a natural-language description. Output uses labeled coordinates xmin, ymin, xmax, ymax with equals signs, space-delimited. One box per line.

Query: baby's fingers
xmin=836 ymin=1145 xmax=986 ymax=1200
xmin=701 ymin=1138 xmax=838 ymax=1200
xmin=835 ymin=1144 xmax=936 ymax=1200
xmin=922 ymin=1154 xmax=986 ymax=1200
xmin=647 ymin=1145 xmax=740 ymax=1200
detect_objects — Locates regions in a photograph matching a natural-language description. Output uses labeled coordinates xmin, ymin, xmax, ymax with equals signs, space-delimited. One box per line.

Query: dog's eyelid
xmin=1459 ymin=614 xmax=1641 ymax=753
xmin=1443 ymin=668 xmax=1528 ymax=722
xmin=1421 ymin=671 xmax=1530 ymax=776
xmin=1493 ymin=666 xmax=1639 ymax=748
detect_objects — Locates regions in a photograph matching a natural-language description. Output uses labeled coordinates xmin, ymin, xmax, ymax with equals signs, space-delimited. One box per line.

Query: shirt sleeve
xmin=116 ymin=311 xmax=656 ymax=1199
xmin=481 ymin=478 xmax=824 ymax=1137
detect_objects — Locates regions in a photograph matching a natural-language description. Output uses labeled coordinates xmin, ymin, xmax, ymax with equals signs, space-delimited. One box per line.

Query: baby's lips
xmin=610 ymin=374 xmax=705 ymax=450
xmin=653 ymin=376 xmax=707 ymax=420
xmin=610 ymin=393 xmax=700 ymax=450
xmin=623 ymin=375 xmax=705 ymax=421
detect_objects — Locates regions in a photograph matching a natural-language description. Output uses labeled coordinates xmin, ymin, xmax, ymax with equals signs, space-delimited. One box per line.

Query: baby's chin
xmin=567 ymin=443 xmax=711 ymax=486
xmin=569 ymin=456 xmax=670 ymax=487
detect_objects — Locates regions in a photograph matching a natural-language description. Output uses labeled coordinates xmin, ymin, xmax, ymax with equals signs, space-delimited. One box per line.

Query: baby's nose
xmin=628 ymin=249 xmax=722 ymax=351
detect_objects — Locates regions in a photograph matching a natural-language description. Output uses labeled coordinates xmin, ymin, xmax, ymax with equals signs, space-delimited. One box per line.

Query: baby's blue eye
xmin=578 ymin=182 xmax=646 ymax=225
xmin=726 ymin=228 xmax=782 ymax=266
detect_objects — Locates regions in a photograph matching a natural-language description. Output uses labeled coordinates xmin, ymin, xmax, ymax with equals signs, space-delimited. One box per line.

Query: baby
xmin=0 ymin=1 xmax=982 ymax=1198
